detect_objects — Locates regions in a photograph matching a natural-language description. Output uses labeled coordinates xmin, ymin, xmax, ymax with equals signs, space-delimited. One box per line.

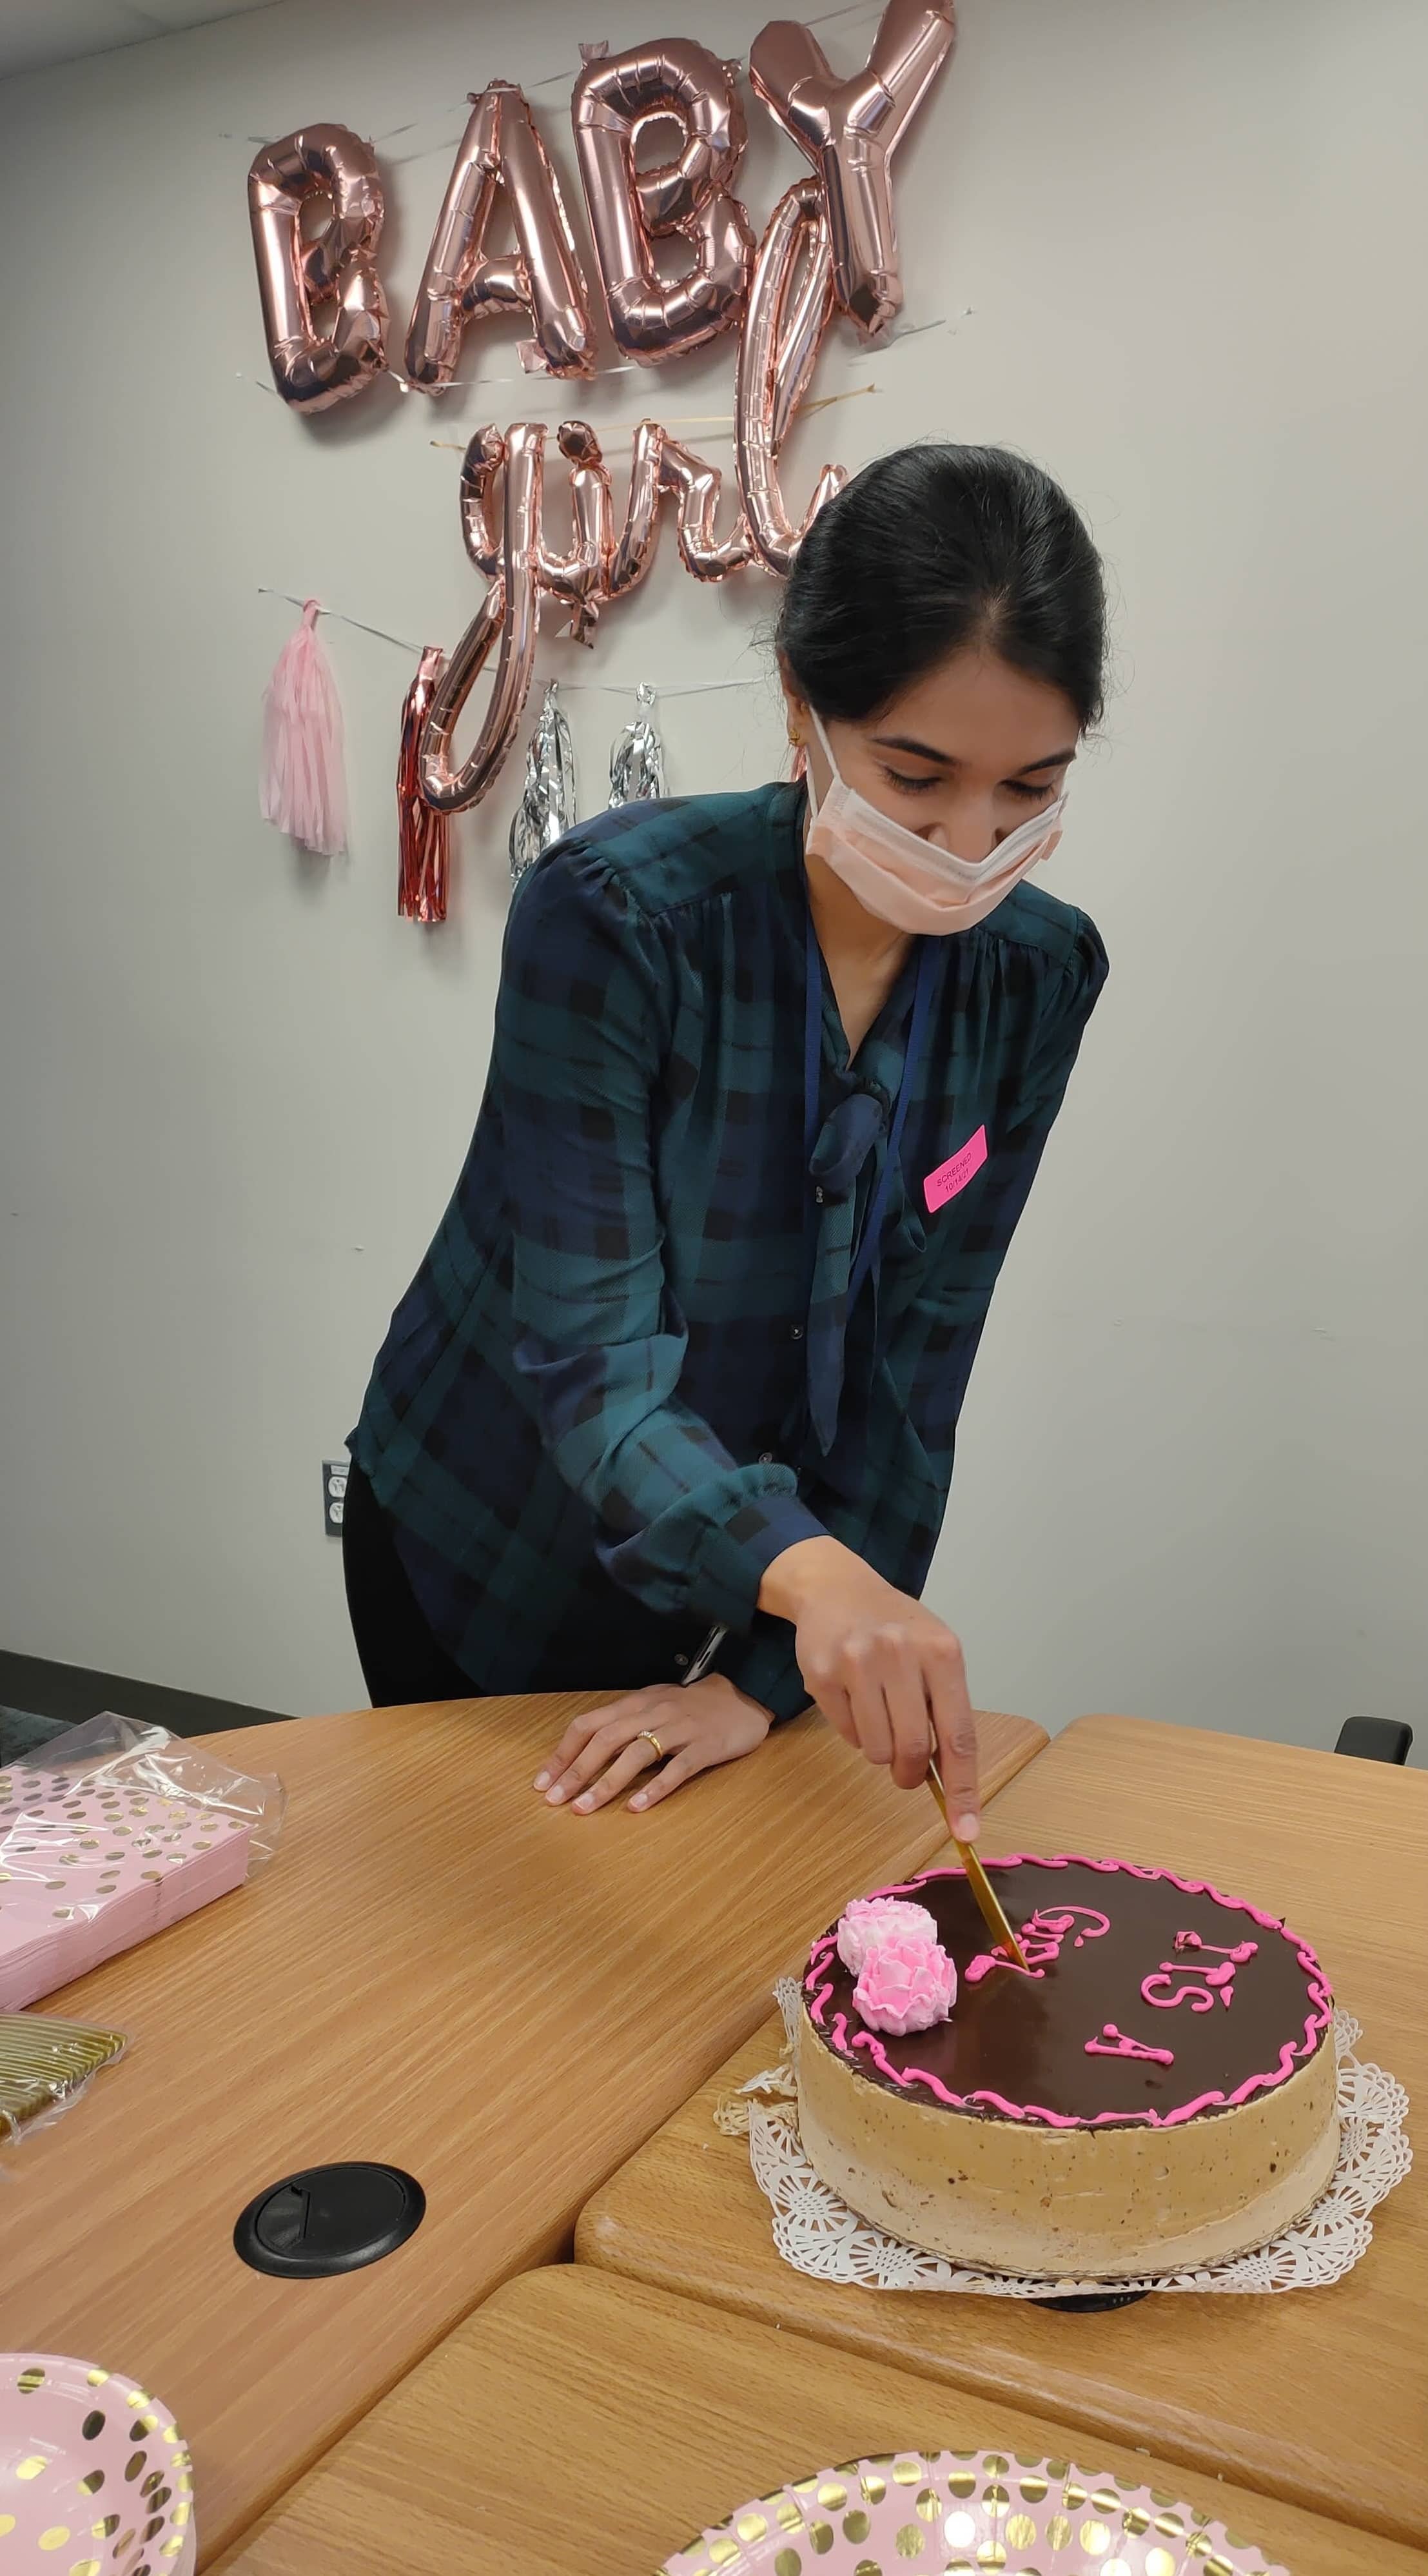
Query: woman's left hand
xmin=534 ymin=1675 xmax=772 ymax=1814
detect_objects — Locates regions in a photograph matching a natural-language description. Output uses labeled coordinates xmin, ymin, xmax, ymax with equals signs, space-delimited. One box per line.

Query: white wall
xmin=1 ymin=0 xmax=1424 ymax=1758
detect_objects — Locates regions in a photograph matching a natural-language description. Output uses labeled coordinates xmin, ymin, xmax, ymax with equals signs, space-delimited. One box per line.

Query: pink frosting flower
xmin=836 ymin=1895 xmax=937 ymax=1977
xmin=853 ymin=1933 xmax=958 ymax=2035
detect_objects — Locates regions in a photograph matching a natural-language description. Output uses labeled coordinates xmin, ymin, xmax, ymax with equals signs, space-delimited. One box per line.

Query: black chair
xmin=1334 ymin=1715 xmax=1414 ymax=1765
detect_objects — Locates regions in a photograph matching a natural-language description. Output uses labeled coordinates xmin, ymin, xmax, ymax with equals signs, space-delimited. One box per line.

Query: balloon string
xmin=239 ymin=320 xmax=958 ymax=411
xmin=425 ymin=380 xmax=877 ymax=452
xmin=257 ymin=589 xmax=424 ymax=653
xmin=389 ymin=313 xmax=951 ymax=401
xmin=256 ymin=588 xmax=765 ymax=697
xmin=351 ymin=0 xmax=888 ymax=165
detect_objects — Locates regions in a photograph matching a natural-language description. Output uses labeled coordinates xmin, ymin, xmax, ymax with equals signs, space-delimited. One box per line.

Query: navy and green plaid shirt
xmin=352 ymin=780 xmax=1106 ymax=1719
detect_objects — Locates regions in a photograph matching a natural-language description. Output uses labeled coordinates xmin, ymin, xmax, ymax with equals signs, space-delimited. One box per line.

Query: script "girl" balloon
xmin=418 ymin=415 xmax=756 ymax=814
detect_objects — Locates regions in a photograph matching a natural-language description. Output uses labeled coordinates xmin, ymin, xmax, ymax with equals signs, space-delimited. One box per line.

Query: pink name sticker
xmin=923 ymin=1124 xmax=988 ymax=1214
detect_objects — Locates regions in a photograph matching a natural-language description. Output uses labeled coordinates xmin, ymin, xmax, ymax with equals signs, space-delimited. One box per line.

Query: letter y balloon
xmin=750 ymin=1 xmax=955 ymax=337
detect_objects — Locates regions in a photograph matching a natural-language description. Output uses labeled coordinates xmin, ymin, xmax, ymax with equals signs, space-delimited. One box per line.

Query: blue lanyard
xmin=803 ymin=909 xmax=937 ymax=1314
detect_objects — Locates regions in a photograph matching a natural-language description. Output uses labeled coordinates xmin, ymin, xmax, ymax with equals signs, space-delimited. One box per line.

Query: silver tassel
xmin=607 ymin=682 xmax=666 ymax=807
xmin=509 ymin=680 xmax=578 ymax=886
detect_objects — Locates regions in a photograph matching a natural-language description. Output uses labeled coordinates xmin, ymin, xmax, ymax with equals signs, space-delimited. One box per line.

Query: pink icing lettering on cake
xmin=852 ymin=1932 xmax=957 ymax=2036
xmin=1174 ymin=1930 xmax=1258 ymax=1963
xmin=964 ymin=1903 xmax=1110 ymax=1984
xmin=1084 ymin=2022 xmax=1175 ymax=2066
xmin=1142 ymin=1927 xmax=1260 ymax=2011
xmin=836 ymin=1894 xmax=938 ymax=1977
xmin=1143 ymin=1958 xmax=1239 ymax=2012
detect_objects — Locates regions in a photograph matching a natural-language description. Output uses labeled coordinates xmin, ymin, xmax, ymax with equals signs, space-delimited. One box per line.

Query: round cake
xmin=796 ymin=1854 xmax=1338 ymax=2278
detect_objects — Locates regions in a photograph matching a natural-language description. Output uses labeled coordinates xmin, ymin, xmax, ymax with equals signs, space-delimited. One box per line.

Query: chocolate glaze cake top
xmin=803 ymin=1856 xmax=1333 ymax=2129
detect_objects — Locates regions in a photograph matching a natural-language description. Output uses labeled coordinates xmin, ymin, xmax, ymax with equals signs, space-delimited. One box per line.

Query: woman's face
xmin=786 ymin=647 xmax=1081 ymax=865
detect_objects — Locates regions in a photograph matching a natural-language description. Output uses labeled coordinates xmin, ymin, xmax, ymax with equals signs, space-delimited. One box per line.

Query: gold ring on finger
xmin=637 ymin=1727 xmax=667 ymax=1762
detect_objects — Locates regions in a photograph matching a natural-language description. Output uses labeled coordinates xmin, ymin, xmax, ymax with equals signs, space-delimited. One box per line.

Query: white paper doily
xmin=716 ymin=1981 xmax=1410 ymax=2297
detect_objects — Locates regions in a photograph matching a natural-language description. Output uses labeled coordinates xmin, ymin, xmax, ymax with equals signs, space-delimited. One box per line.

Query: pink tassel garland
xmin=396 ymin=647 xmax=451 ymax=922
xmin=260 ymin=598 xmax=348 ymax=857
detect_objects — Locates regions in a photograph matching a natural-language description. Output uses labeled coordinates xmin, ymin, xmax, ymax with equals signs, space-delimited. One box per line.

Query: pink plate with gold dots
xmin=660 ymin=2452 xmax=1289 ymax=2576
xmin=0 ymin=2354 xmax=196 ymax=2575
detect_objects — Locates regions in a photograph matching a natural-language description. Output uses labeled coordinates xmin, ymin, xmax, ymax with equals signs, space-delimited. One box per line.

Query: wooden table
xmin=0 ymin=1692 xmax=1042 ymax=2566
xmin=213 ymin=2265 xmax=1428 ymax=2575
xmin=578 ymin=1716 xmax=1428 ymax=2551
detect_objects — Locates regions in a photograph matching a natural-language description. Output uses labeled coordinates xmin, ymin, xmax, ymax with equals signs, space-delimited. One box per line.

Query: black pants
xmin=341 ymin=1461 xmax=476 ymax=1707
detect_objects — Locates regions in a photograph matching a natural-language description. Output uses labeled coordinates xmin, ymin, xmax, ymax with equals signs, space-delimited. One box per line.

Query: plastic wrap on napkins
xmin=0 ymin=1711 xmax=286 ymax=2010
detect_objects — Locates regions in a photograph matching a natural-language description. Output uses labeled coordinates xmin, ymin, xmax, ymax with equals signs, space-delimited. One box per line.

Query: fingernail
xmin=573 ymin=1792 xmax=593 ymax=1813
xmin=955 ymin=1811 xmax=980 ymax=1840
xmin=629 ymin=1791 xmax=648 ymax=1811
xmin=533 ymin=1772 xmax=549 ymax=1793
xmin=545 ymin=1785 xmax=565 ymax=1805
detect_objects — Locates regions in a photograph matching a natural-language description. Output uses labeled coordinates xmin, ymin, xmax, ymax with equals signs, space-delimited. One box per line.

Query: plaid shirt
xmin=352 ymin=781 xmax=1106 ymax=1719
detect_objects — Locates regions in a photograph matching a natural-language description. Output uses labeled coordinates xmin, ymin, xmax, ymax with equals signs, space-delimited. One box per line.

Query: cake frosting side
xmin=795 ymin=1854 xmax=1339 ymax=2277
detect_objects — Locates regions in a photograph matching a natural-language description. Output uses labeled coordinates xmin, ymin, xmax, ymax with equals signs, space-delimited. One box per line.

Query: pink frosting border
xmin=805 ymin=1854 xmax=1334 ymax=2130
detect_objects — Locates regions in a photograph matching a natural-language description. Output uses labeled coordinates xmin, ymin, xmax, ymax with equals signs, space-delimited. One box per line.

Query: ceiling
xmin=0 ymin=0 xmax=280 ymax=80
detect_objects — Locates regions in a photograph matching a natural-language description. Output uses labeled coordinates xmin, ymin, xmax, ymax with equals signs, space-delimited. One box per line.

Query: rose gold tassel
xmin=397 ymin=647 xmax=450 ymax=922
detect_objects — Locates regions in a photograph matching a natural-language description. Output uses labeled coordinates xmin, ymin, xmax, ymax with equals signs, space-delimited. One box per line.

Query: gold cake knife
xmin=926 ymin=1750 xmax=1030 ymax=1973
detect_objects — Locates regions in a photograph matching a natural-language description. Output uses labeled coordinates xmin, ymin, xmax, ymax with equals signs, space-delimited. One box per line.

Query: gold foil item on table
xmin=0 ymin=2011 xmax=127 ymax=2142
xmin=926 ymin=1750 xmax=1030 ymax=1971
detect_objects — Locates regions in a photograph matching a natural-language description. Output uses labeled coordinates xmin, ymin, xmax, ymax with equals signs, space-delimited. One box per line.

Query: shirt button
xmin=673 ymin=1653 xmax=689 ymax=1669
xmin=790 ymin=1324 xmax=805 ymax=1341
xmin=814 ymin=1185 xmax=825 ymax=1204
xmin=758 ymin=1450 xmax=775 ymax=1464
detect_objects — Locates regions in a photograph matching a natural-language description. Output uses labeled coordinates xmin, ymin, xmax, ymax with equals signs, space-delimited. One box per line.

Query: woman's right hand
xmin=759 ymin=1537 xmax=980 ymax=1832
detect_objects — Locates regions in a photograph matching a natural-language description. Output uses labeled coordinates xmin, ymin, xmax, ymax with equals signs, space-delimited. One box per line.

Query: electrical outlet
xmin=322 ymin=1460 xmax=348 ymax=1537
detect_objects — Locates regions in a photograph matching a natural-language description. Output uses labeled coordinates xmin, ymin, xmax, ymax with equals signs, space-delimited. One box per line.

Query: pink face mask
xmin=803 ymin=710 xmax=1065 ymax=936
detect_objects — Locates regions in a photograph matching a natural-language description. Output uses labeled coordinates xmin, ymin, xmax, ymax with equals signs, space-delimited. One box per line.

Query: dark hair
xmin=776 ymin=443 xmax=1106 ymax=731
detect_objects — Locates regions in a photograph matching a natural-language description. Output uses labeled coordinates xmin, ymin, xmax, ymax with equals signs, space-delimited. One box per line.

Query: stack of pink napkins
xmin=0 ymin=1760 xmax=252 ymax=2007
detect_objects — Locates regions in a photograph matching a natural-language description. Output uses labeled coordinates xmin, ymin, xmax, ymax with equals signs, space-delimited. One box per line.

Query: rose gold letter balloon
xmin=571 ymin=39 xmax=756 ymax=362
xmin=750 ymin=0 xmax=955 ymax=337
xmin=420 ymin=423 xmax=545 ymax=813
xmin=405 ymin=84 xmax=595 ymax=389
xmin=539 ymin=421 xmax=615 ymax=642
xmin=736 ymin=179 xmax=846 ymax=576
xmin=603 ymin=419 xmax=754 ymax=595
xmin=248 ymin=124 xmax=387 ymax=409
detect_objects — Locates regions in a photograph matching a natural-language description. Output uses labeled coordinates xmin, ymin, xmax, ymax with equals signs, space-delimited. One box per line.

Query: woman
xmin=345 ymin=443 xmax=1108 ymax=1831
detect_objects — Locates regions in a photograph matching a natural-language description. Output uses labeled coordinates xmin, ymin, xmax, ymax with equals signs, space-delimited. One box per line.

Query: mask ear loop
xmin=801 ymin=707 xmax=842 ymax=815
xmin=807 ymin=708 xmax=836 ymax=805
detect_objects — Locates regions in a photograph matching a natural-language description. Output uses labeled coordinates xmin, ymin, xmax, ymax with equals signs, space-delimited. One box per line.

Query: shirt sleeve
xmin=712 ymin=1619 xmax=814 ymax=1724
xmin=1008 ymin=909 xmax=1109 ymax=1137
xmin=497 ymin=840 xmax=826 ymax=1633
